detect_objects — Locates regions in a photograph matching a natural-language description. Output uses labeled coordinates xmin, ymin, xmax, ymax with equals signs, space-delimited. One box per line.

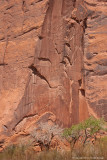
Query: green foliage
xmin=83 ymin=117 xmax=104 ymax=135
xmin=63 ymin=122 xmax=83 ymax=139
xmin=63 ymin=116 xmax=105 ymax=140
xmin=0 ymin=117 xmax=106 ymax=160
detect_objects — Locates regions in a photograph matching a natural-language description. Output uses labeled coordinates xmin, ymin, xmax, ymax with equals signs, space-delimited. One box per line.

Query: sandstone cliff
xmin=0 ymin=0 xmax=107 ymax=149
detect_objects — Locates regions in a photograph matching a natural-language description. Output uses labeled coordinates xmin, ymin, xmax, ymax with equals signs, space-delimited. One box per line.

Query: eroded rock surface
xmin=0 ymin=0 xmax=107 ymax=150
xmin=84 ymin=0 xmax=107 ymax=120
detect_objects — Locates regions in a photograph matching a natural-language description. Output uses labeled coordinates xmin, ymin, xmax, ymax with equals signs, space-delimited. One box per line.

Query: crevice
xmin=60 ymin=61 xmax=66 ymax=65
xmin=85 ymin=69 xmax=94 ymax=73
xmin=65 ymin=42 xmax=70 ymax=48
xmin=31 ymin=0 xmax=43 ymax=5
xmin=6 ymin=5 xmax=14 ymax=10
xmin=38 ymin=57 xmax=51 ymax=64
xmin=84 ymin=1 xmax=97 ymax=7
xmin=36 ymin=0 xmax=43 ymax=3
xmin=81 ymin=17 xmax=87 ymax=50
xmin=73 ymin=0 xmax=76 ymax=7
xmin=81 ymin=16 xmax=88 ymax=57
xmin=81 ymin=34 xmax=84 ymax=51
xmin=65 ymin=42 xmax=72 ymax=52
xmin=22 ymin=26 xmax=39 ymax=35
xmin=83 ymin=17 xmax=87 ymax=31
xmin=14 ymin=26 xmax=39 ymax=39
xmin=2 ymin=38 xmax=8 ymax=65
xmin=88 ymin=35 xmax=95 ymax=39
xmin=55 ymin=47 xmax=60 ymax=54
xmin=84 ymin=69 xmax=95 ymax=76
xmin=64 ymin=69 xmax=70 ymax=79
xmin=22 ymin=0 xmax=28 ymax=12
xmin=38 ymin=35 xmax=44 ymax=40
xmin=54 ymin=43 xmax=60 ymax=54
xmin=93 ymin=52 xmax=98 ymax=55
xmin=0 ymin=37 xmax=5 ymax=41
xmin=98 ymin=0 xmax=107 ymax=2
xmin=0 ymin=144 xmax=3 ymax=148
xmin=0 ymin=63 xmax=8 ymax=66
xmin=31 ymin=2 xmax=34 ymax=5
xmin=64 ymin=56 xmax=72 ymax=65
xmin=24 ymin=102 xmax=33 ymax=106
xmin=3 ymin=125 xmax=8 ymax=130
xmin=71 ymin=17 xmax=81 ymax=24
xmin=78 ymin=79 xmax=82 ymax=87
xmin=86 ymin=63 xmax=91 ymax=66
xmin=22 ymin=0 xmax=25 ymax=11
xmin=0 ymin=139 xmax=4 ymax=144
xmin=13 ymin=113 xmax=38 ymax=131
xmin=79 ymin=89 xmax=85 ymax=97
xmin=69 ymin=23 xmax=75 ymax=29
xmin=91 ymin=15 xmax=100 ymax=20
xmin=28 ymin=64 xmax=52 ymax=88
xmin=61 ymin=55 xmax=72 ymax=66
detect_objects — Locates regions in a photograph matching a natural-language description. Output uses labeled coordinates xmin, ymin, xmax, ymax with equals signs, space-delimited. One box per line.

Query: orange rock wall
xmin=0 ymin=0 xmax=107 ymax=147
xmin=84 ymin=0 xmax=107 ymax=120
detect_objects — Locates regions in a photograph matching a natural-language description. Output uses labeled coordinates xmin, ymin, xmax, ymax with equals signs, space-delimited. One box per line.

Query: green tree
xmin=63 ymin=116 xmax=106 ymax=148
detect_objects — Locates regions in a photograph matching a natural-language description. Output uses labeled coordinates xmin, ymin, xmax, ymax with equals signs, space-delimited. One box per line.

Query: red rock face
xmin=0 ymin=0 xmax=107 ymax=148
xmin=84 ymin=0 xmax=107 ymax=120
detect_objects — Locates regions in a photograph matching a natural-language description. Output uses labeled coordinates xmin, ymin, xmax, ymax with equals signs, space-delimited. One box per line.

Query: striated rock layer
xmin=84 ymin=0 xmax=107 ymax=121
xmin=0 ymin=0 xmax=107 ymax=149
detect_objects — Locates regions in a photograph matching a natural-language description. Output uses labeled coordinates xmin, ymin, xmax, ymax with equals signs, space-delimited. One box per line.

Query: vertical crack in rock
xmin=1 ymin=0 xmax=90 ymax=140
xmin=22 ymin=0 xmax=28 ymax=12
xmin=69 ymin=80 xmax=73 ymax=116
xmin=80 ymin=89 xmax=85 ymax=97
xmin=0 ymin=0 xmax=107 ymax=148
xmin=1 ymin=38 xmax=8 ymax=66
xmin=78 ymin=79 xmax=82 ymax=86
xmin=83 ymin=17 xmax=87 ymax=33
xmin=4 ymin=0 xmax=51 ymax=133
xmin=72 ymin=0 xmax=76 ymax=7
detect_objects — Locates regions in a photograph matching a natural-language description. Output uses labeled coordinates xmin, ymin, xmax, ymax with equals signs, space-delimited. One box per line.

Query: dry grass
xmin=0 ymin=146 xmax=71 ymax=160
xmin=0 ymin=138 xmax=107 ymax=160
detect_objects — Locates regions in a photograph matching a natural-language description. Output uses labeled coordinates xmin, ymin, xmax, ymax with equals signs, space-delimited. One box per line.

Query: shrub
xmin=63 ymin=116 xmax=106 ymax=147
xmin=30 ymin=122 xmax=63 ymax=151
